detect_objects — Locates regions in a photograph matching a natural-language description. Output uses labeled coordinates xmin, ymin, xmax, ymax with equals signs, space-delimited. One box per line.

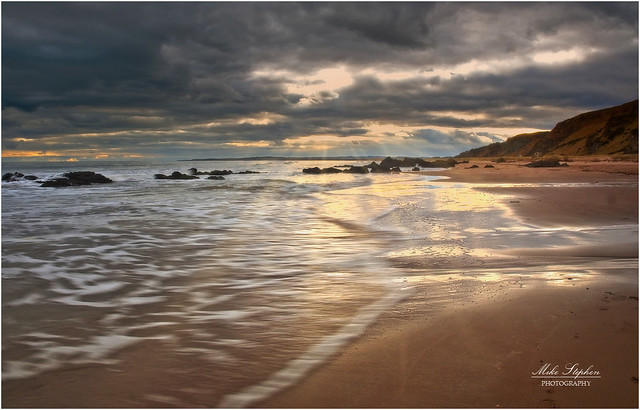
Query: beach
xmin=2 ymin=158 xmax=637 ymax=408
xmin=260 ymin=158 xmax=638 ymax=408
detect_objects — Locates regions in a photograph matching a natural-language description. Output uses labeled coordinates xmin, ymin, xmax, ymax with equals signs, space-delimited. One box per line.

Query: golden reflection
xmin=431 ymin=185 xmax=499 ymax=212
xmin=541 ymin=270 xmax=592 ymax=286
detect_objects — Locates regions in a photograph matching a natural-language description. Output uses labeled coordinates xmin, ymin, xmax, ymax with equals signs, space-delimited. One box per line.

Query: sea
xmin=2 ymin=159 xmax=637 ymax=407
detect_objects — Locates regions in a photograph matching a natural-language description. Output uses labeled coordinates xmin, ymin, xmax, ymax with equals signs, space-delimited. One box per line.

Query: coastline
xmin=259 ymin=158 xmax=639 ymax=408
xmin=2 ymin=158 xmax=637 ymax=408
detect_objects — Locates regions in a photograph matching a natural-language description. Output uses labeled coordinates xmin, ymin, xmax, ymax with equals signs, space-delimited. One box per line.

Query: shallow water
xmin=2 ymin=160 xmax=637 ymax=407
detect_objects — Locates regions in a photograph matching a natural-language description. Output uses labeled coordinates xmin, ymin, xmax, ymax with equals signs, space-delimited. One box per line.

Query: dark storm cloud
xmin=2 ymin=2 xmax=638 ymax=159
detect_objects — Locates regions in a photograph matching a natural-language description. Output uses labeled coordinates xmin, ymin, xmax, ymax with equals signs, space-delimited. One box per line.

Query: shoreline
xmin=260 ymin=278 xmax=638 ymax=408
xmin=2 ymin=158 xmax=637 ymax=408
xmin=259 ymin=159 xmax=639 ymax=408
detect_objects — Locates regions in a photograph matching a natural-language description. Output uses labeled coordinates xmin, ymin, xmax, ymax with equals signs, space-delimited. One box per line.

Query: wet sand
xmin=262 ymin=282 xmax=638 ymax=408
xmin=260 ymin=158 xmax=638 ymax=408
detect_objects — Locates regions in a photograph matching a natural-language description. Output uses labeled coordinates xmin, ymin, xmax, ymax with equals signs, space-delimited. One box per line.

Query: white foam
xmin=2 ymin=334 xmax=142 ymax=381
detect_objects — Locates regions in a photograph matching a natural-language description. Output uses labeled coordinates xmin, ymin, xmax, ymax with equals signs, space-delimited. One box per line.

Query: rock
xmin=367 ymin=162 xmax=392 ymax=173
xmin=190 ymin=169 xmax=233 ymax=176
xmin=380 ymin=156 xmax=403 ymax=168
xmin=154 ymin=171 xmax=199 ymax=180
xmin=41 ymin=178 xmax=73 ymax=187
xmin=484 ymin=164 xmax=495 ymax=168
xmin=302 ymin=167 xmax=342 ymax=174
xmin=2 ymin=172 xmax=38 ymax=182
xmin=344 ymin=165 xmax=369 ymax=174
xmin=422 ymin=158 xmax=457 ymax=168
xmin=402 ymin=157 xmax=421 ymax=167
xmin=412 ymin=166 xmax=421 ymax=171
xmin=465 ymin=164 xmax=480 ymax=169
xmin=236 ymin=170 xmax=261 ymax=174
xmin=302 ymin=167 xmax=322 ymax=174
xmin=322 ymin=167 xmax=343 ymax=174
xmin=380 ymin=157 xmax=435 ymax=168
xmin=207 ymin=175 xmax=225 ymax=180
xmin=3 ymin=172 xmax=23 ymax=181
xmin=63 ymin=171 xmax=113 ymax=184
xmin=524 ymin=159 xmax=569 ymax=168
xmin=41 ymin=171 xmax=113 ymax=187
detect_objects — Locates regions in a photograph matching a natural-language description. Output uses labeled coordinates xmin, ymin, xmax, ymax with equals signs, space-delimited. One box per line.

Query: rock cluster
xmin=302 ymin=167 xmax=343 ymax=174
xmin=156 ymin=168 xmax=261 ymax=180
xmin=154 ymin=171 xmax=199 ymax=180
xmin=188 ymin=168 xmax=232 ymax=176
xmin=41 ymin=171 xmax=113 ymax=187
xmin=2 ymin=172 xmax=38 ymax=182
xmin=303 ymin=157 xmax=457 ymax=174
xmin=4 ymin=170 xmax=114 ymax=187
xmin=187 ymin=168 xmax=261 ymax=176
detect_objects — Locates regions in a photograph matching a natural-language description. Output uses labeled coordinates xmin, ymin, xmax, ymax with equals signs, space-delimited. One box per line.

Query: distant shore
xmin=259 ymin=157 xmax=638 ymax=408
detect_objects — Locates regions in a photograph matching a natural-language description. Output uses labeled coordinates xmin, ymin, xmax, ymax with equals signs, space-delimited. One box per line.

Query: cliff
xmin=457 ymin=100 xmax=638 ymax=157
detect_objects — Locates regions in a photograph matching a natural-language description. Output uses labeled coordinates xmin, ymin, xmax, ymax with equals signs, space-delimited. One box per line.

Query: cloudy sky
xmin=2 ymin=2 xmax=638 ymax=161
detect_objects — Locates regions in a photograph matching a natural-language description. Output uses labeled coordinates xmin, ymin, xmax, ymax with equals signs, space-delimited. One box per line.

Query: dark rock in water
xmin=302 ymin=167 xmax=322 ymax=174
xmin=344 ymin=165 xmax=369 ymax=174
xmin=236 ymin=170 xmax=261 ymax=174
xmin=412 ymin=166 xmax=421 ymax=171
xmin=484 ymin=164 xmax=495 ymax=168
xmin=41 ymin=171 xmax=113 ymax=187
xmin=155 ymin=171 xmax=199 ymax=180
xmin=207 ymin=175 xmax=225 ymax=180
xmin=2 ymin=172 xmax=38 ymax=182
xmin=189 ymin=169 xmax=233 ymax=176
xmin=367 ymin=162 xmax=391 ymax=173
xmin=380 ymin=156 xmax=403 ymax=168
xmin=524 ymin=159 xmax=568 ymax=168
xmin=390 ymin=167 xmax=401 ymax=172
xmin=63 ymin=171 xmax=113 ymax=184
xmin=41 ymin=178 xmax=73 ymax=187
xmin=3 ymin=172 xmax=24 ymax=181
xmin=171 ymin=171 xmax=193 ymax=180
xmin=402 ymin=158 xmax=420 ymax=167
xmin=302 ymin=167 xmax=342 ymax=174
xmin=465 ymin=164 xmax=480 ymax=169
